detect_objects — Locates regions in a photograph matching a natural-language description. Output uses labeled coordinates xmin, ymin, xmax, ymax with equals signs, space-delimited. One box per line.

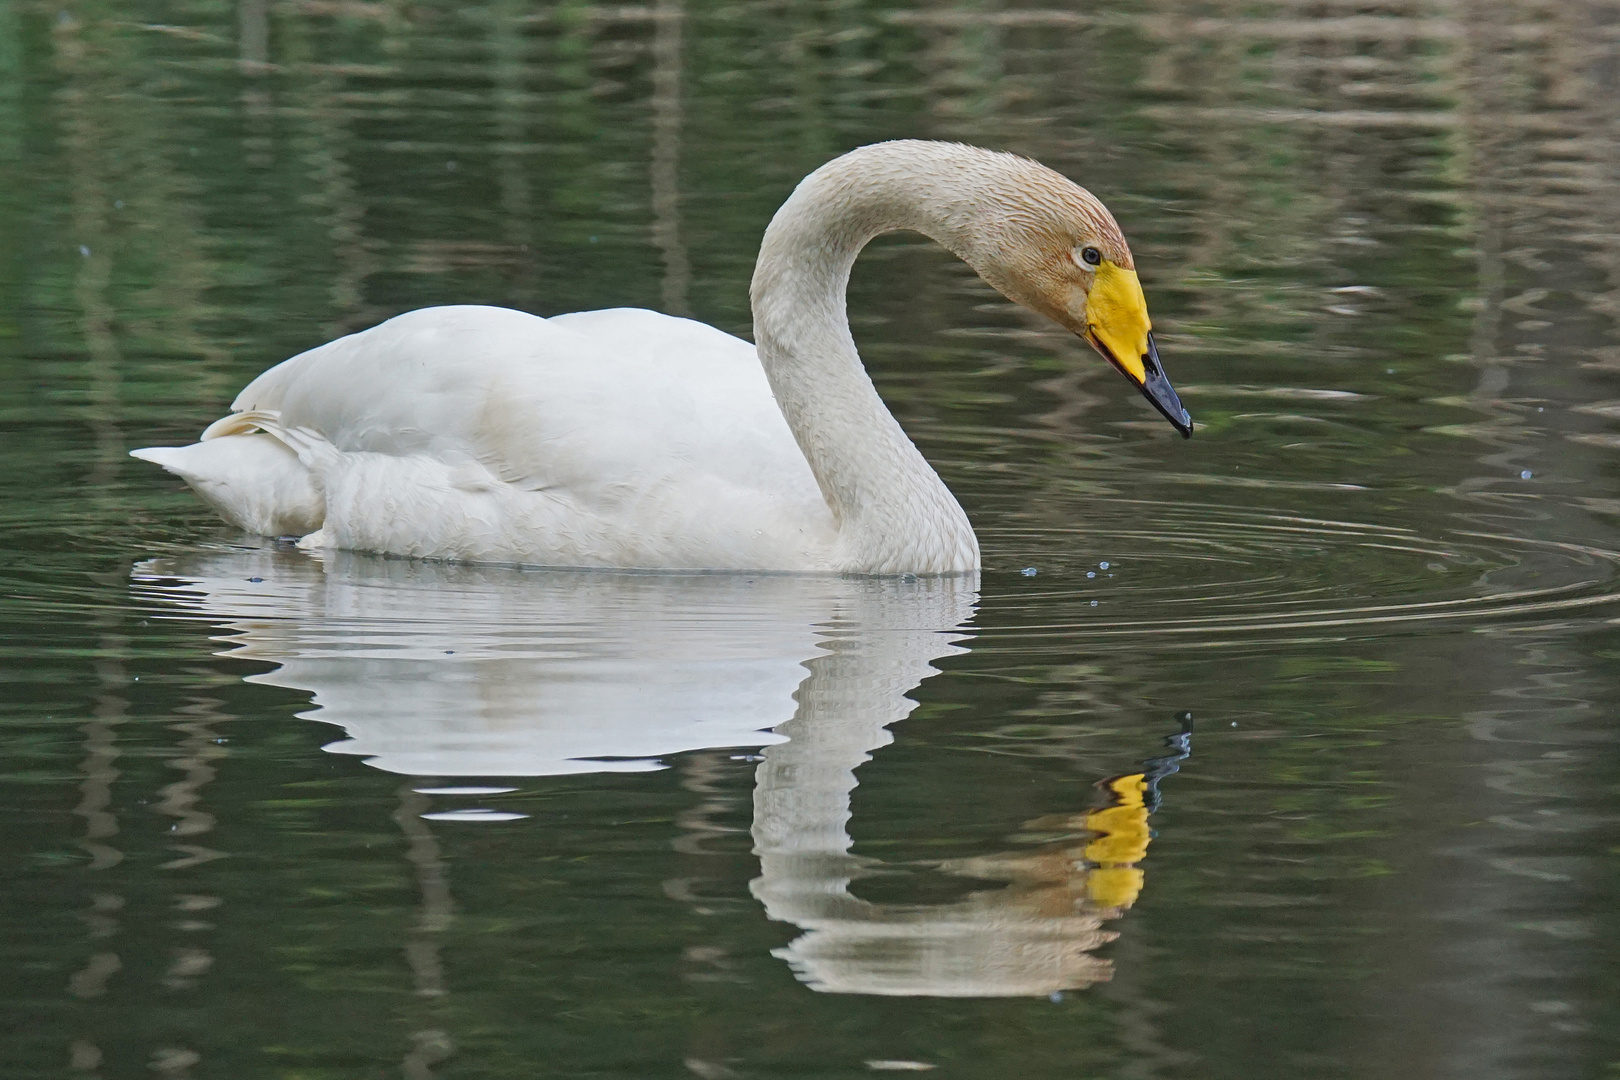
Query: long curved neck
xmin=750 ymin=143 xmax=996 ymax=575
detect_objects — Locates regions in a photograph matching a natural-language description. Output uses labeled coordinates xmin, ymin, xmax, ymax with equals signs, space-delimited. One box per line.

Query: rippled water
xmin=4 ymin=2 xmax=1620 ymax=1078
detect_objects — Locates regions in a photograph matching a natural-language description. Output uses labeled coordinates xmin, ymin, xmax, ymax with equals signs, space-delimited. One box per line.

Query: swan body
xmin=138 ymin=306 xmax=838 ymax=569
xmin=134 ymin=141 xmax=1189 ymax=574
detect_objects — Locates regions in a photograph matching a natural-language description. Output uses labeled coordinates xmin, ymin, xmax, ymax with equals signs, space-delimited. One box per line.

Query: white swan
xmin=132 ymin=140 xmax=1190 ymax=574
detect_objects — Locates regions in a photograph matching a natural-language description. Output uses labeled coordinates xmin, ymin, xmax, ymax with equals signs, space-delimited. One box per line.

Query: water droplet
xmin=1520 ymin=469 xmax=1533 ymax=480
xmin=1020 ymin=567 xmax=1038 ymax=577
xmin=246 ymin=577 xmax=263 ymax=583
xmin=1098 ymin=561 xmax=1109 ymax=570
xmin=1090 ymin=600 xmax=1098 ymax=607
xmin=1049 ymin=991 xmax=1064 ymax=1003
xmin=78 ymin=245 xmax=90 ymax=257
xmin=1086 ymin=571 xmax=1096 ymax=579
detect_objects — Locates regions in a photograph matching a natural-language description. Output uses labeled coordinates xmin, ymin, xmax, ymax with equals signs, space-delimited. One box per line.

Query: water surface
xmin=3 ymin=2 xmax=1620 ymax=1077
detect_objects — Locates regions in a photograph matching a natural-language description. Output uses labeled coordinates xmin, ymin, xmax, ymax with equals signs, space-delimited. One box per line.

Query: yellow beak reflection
xmin=1083 ymin=773 xmax=1151 ymax=910
xmin=1084 ymin=262 xmax=1193 ymax=438
xmin=1081 ymin=711 xmax=1194 ymax=911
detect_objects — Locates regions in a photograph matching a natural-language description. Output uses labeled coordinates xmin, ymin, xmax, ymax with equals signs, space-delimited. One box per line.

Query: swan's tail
xmin=132 ymin=410 xmax=326 ymax=538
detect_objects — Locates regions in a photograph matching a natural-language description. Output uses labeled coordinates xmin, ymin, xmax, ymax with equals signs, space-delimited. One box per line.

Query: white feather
xmin=130 ymin=435 xmax=323 ymax=537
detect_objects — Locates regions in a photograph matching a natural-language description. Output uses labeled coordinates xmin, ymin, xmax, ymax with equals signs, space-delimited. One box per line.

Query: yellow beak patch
xmin=1084 ymin=262 xmax=1152 ymax=383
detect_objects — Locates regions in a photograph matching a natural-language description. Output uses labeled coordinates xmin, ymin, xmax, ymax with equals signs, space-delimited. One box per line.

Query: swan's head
xmin=756 ymin=140 xmax=1192 ymax=437
xmin=960 ymin=159 xmax=1193 ymax=438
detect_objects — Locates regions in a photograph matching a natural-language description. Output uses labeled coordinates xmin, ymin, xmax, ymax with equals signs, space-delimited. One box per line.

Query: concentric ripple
xmin=983 ymin=501 xmax=1620 ymax=647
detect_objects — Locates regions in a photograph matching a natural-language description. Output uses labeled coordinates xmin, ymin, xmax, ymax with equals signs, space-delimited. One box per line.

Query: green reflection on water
xmin=3 ymin=2 xmax=1620 ymax=1078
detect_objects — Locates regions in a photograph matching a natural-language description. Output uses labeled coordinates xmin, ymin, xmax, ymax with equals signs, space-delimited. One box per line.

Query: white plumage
xmin=139 ymin=306 xmax=835 ymax=568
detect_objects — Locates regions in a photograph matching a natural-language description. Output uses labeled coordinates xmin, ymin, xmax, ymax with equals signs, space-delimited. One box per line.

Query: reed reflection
xmin=133 ymin=547 xmax=1181 ymax=998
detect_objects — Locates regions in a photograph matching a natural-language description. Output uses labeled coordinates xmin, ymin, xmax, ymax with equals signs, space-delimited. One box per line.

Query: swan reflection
xmin=133 ymin=547 xmax=919 ymax=776
xmin=132 ymin=547 xmax=1183 ymax=998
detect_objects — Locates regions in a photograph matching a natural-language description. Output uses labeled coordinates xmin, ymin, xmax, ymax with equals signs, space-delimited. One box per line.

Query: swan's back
xmin=239 ymin=306 xmax=805 ymax=494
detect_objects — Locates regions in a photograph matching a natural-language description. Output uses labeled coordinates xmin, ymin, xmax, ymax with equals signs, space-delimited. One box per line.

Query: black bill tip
xmin=1139 ymin=333 xmax=1192 ymax=438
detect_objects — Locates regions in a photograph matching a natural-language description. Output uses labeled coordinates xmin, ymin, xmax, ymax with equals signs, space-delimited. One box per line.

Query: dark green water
xmin=4 ymin=1 xmax=1620 ymax=1077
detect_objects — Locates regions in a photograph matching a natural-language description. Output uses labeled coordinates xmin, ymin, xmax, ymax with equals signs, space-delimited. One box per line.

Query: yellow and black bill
xmin=1081 ymin=261 xmax=1193 ymax=438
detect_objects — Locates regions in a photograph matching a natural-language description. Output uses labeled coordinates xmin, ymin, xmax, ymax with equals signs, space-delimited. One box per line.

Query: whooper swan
xmin=132 ymin=140 xmax=1191 ymax=575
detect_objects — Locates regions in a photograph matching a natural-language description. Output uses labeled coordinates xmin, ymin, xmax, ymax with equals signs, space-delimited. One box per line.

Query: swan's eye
xmin=1077 ymin=246 xmax=1103 ymax=268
